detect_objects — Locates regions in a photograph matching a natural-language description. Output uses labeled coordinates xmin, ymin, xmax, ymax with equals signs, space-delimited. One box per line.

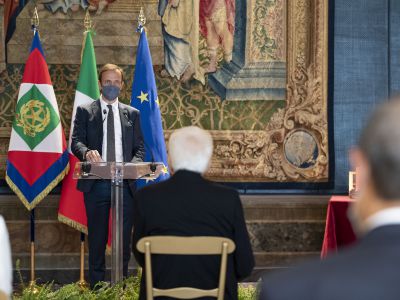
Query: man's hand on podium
xmin=85 ymin=150 xmax=103 ymax=163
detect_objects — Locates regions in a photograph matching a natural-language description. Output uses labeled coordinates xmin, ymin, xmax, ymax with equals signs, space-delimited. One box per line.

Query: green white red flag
xmin=58 ymin=30 xmax=100 ymax=232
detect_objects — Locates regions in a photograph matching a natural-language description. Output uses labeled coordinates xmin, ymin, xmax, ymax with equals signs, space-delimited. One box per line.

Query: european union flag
xmin=131 ymin=28 xmax=169 ymax=188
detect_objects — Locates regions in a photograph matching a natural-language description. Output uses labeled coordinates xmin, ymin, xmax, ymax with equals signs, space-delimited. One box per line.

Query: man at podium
xmin=71 ymin=64 xmax=145 ymax=288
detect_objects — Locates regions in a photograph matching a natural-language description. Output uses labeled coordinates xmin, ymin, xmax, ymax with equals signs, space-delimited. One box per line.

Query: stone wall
xmin=8 ymin=1 xmax=163 ymax=65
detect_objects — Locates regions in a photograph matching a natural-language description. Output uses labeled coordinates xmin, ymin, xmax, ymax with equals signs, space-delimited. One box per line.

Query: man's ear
xmin=98 ymin=80 xmax=102 ymax=92
xmin=349 ymin=147 xmax=371 ymax=192
xmin=349 ymin=147 xmax=361 ymax=170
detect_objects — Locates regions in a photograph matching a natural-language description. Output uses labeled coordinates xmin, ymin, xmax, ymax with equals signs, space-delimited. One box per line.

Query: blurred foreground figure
xmin=260 ymin=98 xmax=400 ymax=300
xmin=0 ymin=215 xmax=12 ymax=299
xmin=133 ymin=126 xmax=254 ymax=300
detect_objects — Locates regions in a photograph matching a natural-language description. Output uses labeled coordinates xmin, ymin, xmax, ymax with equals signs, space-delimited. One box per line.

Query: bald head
xmin=359 ymin=98 xmax=400 ymax=200
xmin=168 ymin=126 xmax=213 ymax=174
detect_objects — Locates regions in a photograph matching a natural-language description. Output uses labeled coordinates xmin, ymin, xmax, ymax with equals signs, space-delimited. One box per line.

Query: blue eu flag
xmin=131 ymin=28 xmax=169 ymax=188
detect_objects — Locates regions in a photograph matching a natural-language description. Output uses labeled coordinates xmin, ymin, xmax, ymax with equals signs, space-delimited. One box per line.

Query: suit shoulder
xmin=134 ymin=178 xmax=171 ymax=198
xmin=261 ymin=243 xmax=366 ymax=298
xmin=201 ymin=180 xmax=242 ymax=208
xmin=120 ymin=102 xmax=140 ymax=114
xmin=203 ymin=179 xmax=239 ymax=196
xmin=261 ymin=257 xmax=323 ymax=299
xmin=78 ymin=100 xmax=99 ymax=111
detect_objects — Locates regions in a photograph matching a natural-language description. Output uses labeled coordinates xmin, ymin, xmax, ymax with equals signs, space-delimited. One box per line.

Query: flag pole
xmin=77 ymin=232 xmax=89 ymax=289
xmin=76 ymin=11 xmax=93 ymax=290
xmin=28 ymin=209 xmax=39 ymax=294
xmin=27 ymin=8 xmax=40 ymax=295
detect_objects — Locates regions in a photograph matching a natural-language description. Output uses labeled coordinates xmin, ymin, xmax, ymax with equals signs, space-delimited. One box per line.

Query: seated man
xmin=260 ymin=98 xmax=400 ymax=300
xmin=132 ymin=126 xmax=254 ymax=300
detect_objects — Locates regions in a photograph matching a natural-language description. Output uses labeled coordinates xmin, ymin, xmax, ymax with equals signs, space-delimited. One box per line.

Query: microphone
xmin=80 ymin=162 xmax=105 ymax=179
xmin=123 ymin=110 xmax=157 ymax=173
xmin=102 ymin=109 xmax=107 ymax=123
xmin=81 ymin=161 xmax=92 ymax=174
xmin=123 ymin=110 xmax=134 ymax=127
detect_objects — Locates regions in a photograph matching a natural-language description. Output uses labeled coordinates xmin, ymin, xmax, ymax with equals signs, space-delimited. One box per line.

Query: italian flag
xmin=6 ymin=29 xmax=69 ymax=210
xmin=58 ymin=30 xmax=100 ymax=232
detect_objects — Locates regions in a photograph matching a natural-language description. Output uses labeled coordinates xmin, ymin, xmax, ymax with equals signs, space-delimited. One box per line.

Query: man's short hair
xmin=359 ymin=98 xmax=400 ymax=200
xmin=99 ymin=63 xmax=125 ymax=82
xmin=168 ymin=126 xmax=213 ymax=174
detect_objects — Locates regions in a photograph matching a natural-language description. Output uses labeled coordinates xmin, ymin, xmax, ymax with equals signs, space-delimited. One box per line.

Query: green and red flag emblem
xmin=6 ymin=30 xmax=69 ymax=210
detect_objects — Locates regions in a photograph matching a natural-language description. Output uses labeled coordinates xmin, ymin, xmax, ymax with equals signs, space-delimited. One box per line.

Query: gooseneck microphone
xmin=123 ymin=110 xmax=157 ymax=173
xmin=80 ymin=161 xmax=104 ymax=179
xmin=122 ymin=110 xmax=134 ymax=126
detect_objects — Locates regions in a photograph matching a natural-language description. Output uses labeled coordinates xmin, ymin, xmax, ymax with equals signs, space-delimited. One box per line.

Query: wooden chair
xmin=136 ymin=236 xmax=236 ymax=300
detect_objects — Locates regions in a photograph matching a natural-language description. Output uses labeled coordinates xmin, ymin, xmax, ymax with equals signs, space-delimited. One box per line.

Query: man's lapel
xmin=118 ymin=103 xmax=128 ymax=160
xmin=91 ymin=100 xmax=103 ymax=147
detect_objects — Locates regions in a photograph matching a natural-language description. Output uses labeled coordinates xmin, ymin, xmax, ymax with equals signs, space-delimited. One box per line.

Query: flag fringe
xmin=58 ymin=213 xmax=88 ymax=234
xmin=5 ymin=163 xmax=70 ymax=211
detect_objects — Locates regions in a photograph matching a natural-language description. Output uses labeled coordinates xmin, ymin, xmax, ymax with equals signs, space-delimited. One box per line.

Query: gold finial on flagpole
xmin=31 ymin=6 xmax=39 ymax=30
xmin=84 ymin=9 xmax=93 ymax=31
xmin=138 ymin=6 xmax=146 ymax=28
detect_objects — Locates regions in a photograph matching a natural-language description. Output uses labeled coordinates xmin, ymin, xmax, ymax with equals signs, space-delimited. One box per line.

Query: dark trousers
xmin=84 ymin=180 xmax=134 ymax=288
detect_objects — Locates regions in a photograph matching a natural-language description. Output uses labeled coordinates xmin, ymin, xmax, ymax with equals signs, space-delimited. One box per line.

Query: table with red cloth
xmin=321 ymin=196 xmax=357 ymax=258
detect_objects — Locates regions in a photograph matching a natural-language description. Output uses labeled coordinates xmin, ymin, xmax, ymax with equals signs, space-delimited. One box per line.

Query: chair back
xmin=136 ymin=236 xmax=236 ymax=300
xmin=0 ymin=290 xmax=9 ymax=300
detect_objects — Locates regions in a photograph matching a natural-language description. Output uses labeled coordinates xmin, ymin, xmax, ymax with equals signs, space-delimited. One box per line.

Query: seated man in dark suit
xmin=132 ymin=126 xmax=255 ymax=300
xmin=260 ymin=98 xmax=400 ymax=300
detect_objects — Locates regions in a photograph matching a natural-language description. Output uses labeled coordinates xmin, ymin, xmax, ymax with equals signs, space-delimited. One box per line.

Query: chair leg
xmin=145 ymin=242 xmax=153 ymax=300
xmin=217 ymin=242 xmax=228 ymax=300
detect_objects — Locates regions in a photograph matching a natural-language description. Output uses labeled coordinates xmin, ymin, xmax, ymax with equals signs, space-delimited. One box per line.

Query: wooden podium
xmin=73 ymin=161 xmax=164 ymax=284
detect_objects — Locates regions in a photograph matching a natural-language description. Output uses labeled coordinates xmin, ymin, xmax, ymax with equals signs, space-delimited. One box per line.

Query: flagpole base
xmin=77 ymin=236 xmax=88 ymax=290
xmin=28 ymin=281 xmax=39 ymax=294
xmin=76 ymin=279 xmax=89 ymax=290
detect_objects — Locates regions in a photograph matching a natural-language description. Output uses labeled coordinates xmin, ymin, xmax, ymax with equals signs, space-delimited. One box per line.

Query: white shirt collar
xmin=364 ymin=207 xmax=400 ymax=232
xmin=100 ymin=95 xmax=119 ymax=110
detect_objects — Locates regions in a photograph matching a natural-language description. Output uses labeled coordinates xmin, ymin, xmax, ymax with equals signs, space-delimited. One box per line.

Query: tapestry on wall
xmin=0 ymin=0 xmax=329 ymax=185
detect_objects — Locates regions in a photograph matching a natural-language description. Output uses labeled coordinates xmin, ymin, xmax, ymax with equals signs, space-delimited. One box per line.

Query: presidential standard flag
xmin=6 ymin=29 xmax=69 ymax=210
xmin=131 ymin=27 xmax=169 ymax=187
xmin=58 ymin=30 xmax=100 ymax=232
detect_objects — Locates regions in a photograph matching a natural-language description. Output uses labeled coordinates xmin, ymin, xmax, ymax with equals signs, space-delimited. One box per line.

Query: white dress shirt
xmin=0 ymin=216 xmax=12 ymax=298
xmin=364 ymin=207 xmax=400 ymax=232
xmin=100 ymin=96 xmax=123 ymax=162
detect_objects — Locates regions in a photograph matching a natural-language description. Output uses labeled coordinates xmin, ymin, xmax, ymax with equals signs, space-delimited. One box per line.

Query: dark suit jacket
xmin=132 ymin=170 xmax=255 ymax=300
xmin=260 ymin=224 xmax=400 ymax=300
xmin=71 ymin=100 xmax=145 ymax=194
